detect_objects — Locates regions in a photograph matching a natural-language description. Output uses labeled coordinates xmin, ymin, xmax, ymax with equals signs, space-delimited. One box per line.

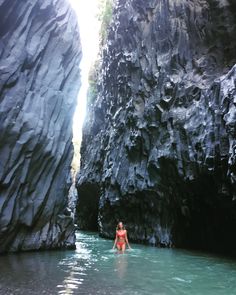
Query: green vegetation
xmin=87 ymin=59 xmax=99 ymax=105
xmin=72 ymin=2 xmax=115 ymax=173
xmin=86 ymin=1 xmax=115 ymax=108
xmin=72 ymin=138 xmax=81 ymax=172
xmin=98 ymin=0 xmax=114 ymax=45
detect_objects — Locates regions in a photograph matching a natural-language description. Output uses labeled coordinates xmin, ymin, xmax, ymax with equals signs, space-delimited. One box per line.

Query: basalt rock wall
xmin=77 ymin=0 xmax=236 ymax=253
xmin=0 ymin=0 xmax=81 ymax=252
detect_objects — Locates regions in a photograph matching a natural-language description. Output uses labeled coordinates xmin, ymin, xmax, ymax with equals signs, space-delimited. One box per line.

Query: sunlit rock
xmin=0 ymin=0 xmax=81 ymax=253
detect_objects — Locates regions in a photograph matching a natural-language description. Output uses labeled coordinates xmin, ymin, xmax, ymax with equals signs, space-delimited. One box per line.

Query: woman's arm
xmin=112 ymin=231 xmax=118 ymax=249
xmin=125 ymin=230 xmax=131 ymax=249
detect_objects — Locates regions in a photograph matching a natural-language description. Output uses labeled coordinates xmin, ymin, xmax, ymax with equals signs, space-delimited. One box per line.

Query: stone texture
xmin=0 ymin=0 xmax=81 ymax=252
xmin=77 ymin=0 xmax=236 ymax=254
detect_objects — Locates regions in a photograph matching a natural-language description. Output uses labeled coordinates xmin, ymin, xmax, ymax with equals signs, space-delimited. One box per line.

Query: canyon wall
xmin=0 ymin=0 xmax=81 ymax=252
xmin=77 ymin=0 xmax=236 ymax=253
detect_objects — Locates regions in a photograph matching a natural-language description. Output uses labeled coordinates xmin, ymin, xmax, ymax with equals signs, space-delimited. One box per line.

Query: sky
xmin=68 ymin=0 xmax=100 ymax=140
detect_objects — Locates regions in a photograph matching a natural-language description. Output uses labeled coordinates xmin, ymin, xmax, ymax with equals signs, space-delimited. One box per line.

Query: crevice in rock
xmin=76 ymin=182 xmax=100 ymax=231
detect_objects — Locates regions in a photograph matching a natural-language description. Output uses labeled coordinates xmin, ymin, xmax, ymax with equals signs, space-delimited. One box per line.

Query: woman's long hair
xmin=116 ymin=221 xmax=126 ymax=230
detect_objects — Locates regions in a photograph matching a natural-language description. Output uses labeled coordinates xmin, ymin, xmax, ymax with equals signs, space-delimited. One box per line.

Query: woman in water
xmin=112 ymin=221 xmax=131 ymax=253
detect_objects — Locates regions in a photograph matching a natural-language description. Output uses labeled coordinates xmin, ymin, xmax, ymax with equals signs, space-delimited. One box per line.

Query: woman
xmin=112 ymin=221 xmax=131 ymax=253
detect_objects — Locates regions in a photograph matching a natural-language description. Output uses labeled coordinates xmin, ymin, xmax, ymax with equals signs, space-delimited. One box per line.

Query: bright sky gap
xmin=69 ymin=0 xmax=100 ymax=141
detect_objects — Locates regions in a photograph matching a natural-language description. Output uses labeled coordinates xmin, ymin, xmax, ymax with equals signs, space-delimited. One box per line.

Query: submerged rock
xmin=77 ymin=0 xmax=236 ymax=253
xmin=0 ymin=0 xmax=81 ymax=252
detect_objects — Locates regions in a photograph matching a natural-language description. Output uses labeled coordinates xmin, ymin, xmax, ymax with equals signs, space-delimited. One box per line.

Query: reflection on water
xmin=57 ymin=240 xmax=92 ymax=294
xmin=114 ymin=254 xmax=128 ymax=279
xmin=0 ymin=231 xmax=236 ymax=295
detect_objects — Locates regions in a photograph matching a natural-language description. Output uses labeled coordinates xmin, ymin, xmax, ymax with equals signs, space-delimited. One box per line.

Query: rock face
xmin=0 ymin=0 xmax=81 ymax=252
xmin=77 ymin=0 xmax=236 ymax=254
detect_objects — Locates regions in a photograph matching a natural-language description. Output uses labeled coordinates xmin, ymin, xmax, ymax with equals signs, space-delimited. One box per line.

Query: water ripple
xmin=1 ymin=231 xmax=236 ymax=295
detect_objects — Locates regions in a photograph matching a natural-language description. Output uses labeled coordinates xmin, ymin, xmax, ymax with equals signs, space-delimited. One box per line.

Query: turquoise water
xmin=1 ymin=232 xmax=236 ymax=295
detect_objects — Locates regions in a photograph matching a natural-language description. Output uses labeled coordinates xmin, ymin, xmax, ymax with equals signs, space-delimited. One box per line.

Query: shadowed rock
xmin=0 ymin=0 xmax=81 ymax=252
xmin=77 ymin=0 xmax=236 ymax=254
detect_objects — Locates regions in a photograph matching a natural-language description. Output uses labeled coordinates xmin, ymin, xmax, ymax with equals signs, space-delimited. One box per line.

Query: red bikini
xmin=116 ymin=230 xmax=126 ymax=247
xmin=117 ymin=231 xmax=126 ymax=239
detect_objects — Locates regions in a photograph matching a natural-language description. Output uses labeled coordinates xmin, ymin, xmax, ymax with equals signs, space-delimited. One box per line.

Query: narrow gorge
xmin=77 ymin=0 xmax=236 ymax=255
xmin=1 ymin=0 xmax=236 ymax=257
xmin=1 ymin=1 xmax=236 ymax=294
xmin=0 ymin=0 xmax=81 ymax=253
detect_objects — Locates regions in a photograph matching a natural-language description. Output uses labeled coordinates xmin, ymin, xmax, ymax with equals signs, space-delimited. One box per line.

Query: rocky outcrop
xmin=77 ymin=0 xmax=236 ymax=253
xmin=0 ymin=0 xmax=81 ymax=252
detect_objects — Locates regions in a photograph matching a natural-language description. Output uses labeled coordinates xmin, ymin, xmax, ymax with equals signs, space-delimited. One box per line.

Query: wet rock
xmin=77 ymin=0 xmax=236 ymax=253
xmin=0 ymin=0 xmax=81 ymax=252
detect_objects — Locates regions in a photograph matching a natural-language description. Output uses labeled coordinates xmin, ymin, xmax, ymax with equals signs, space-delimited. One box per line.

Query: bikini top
xmin=117 ymin=230 xmax=126 ymax=238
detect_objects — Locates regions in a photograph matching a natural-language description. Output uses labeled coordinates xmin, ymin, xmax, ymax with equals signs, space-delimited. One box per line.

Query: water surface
xmin=1 ymin=231 xmax=236 ymax=294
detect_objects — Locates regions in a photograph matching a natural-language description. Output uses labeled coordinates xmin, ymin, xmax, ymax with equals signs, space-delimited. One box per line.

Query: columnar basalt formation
xmin=0 ymin=0 xmax=81 ymax=252
xmin=77 ymin=0 xmax=236 ymax=253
